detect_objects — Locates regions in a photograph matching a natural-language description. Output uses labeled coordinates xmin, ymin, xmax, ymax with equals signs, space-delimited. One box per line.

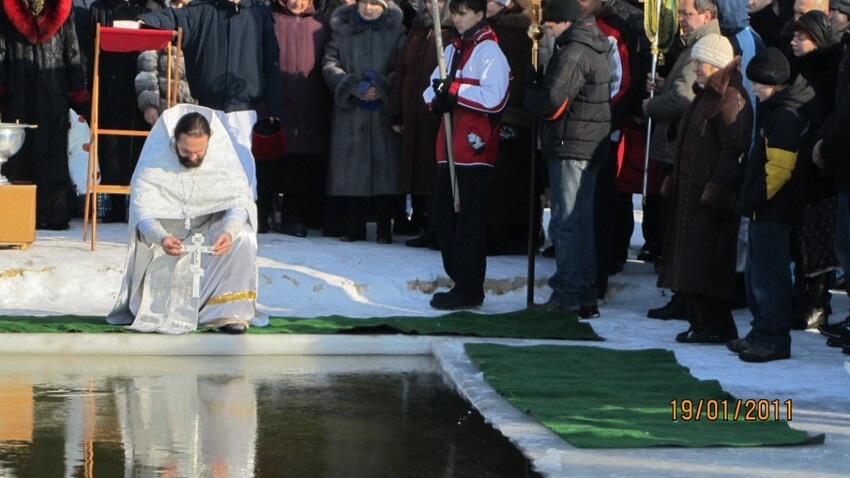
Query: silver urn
xmin=0 ymin=123 xmax=30 ymax=186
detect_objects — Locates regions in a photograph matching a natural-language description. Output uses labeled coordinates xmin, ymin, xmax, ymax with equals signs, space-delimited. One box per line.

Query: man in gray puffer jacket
xmin=523 ymin=0 xmax=611 ymax=318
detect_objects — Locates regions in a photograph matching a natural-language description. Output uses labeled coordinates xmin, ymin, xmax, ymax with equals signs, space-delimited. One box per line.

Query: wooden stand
xmin=0 ymin=183 xmax=36 ymax=250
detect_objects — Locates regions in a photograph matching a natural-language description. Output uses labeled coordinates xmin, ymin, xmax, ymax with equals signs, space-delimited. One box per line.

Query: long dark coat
xmin=272 ymin=2 xmax=331 ymax=156
xmin=657 ymin=59 xmax=753 ymax=301
xmin=485 ymin=6 xmax=534 ymax=228
xmin=322 ymin=3 xmax=405 ymax=196
xmin=0 ymin=0 xmax=88 ymax=226
xmin=793 ymin=42 xmax=842 ymax=275
xmin=389 ymin=11 xmax=450 ymax=195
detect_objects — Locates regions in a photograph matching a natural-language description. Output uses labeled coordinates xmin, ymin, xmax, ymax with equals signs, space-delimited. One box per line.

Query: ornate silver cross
xmin=182 ymin=233 xmax=215 ymax=298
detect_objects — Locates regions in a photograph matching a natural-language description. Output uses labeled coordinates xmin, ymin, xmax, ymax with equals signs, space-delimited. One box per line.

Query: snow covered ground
xmin=1 ymin=213 xmax=849 ymax=476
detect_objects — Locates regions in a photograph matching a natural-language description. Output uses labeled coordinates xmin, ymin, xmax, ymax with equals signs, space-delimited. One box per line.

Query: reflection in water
xmin=0 ymin=356 xmax=537 ymax=477
xmin=112 ymin=374 xmax=257 ymax=477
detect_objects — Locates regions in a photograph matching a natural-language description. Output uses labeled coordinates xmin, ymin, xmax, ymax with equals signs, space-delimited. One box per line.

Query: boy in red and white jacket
xmin=422 ymin=0 xmax=510 ymax=310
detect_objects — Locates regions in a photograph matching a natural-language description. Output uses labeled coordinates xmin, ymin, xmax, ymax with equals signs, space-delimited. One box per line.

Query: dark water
xmin=0 ymin=356 xmax=539 ymax=478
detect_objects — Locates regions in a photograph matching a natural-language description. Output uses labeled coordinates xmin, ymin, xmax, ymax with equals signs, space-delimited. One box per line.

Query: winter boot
xmin=647 ymin=291 xmax=687 ymax=320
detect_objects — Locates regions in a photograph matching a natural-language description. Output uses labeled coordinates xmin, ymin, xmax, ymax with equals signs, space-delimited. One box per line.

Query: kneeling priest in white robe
xmin=107 ymin=104 xmax=266 ymax=334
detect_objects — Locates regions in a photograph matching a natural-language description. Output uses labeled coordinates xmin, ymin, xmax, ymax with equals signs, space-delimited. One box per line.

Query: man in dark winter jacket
xmin=523 ymin=0 xmax=611 ymax=318
xmin=748 ymin=0 xmax=794 ymax=49
xmin=90 ymin=0 xmax=164 ymax=223
xmin=579 ymin=0 xmax=642 ymax=301
xmin=731 ymin=48 xmax=814 ymax=362
xmin=138 ymin=0 xmax=284 ymax=199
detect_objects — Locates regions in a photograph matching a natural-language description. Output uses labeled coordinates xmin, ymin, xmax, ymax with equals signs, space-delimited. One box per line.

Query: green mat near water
xmin=0 ymin=309 xmax=600 ymax=340
xmin=465 ymin=344 xmax=824 ymax=448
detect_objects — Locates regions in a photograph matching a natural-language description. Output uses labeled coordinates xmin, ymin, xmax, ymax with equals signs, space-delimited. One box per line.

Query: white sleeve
xmin=137 ymin=218 xmax=169 ymax=245
xmin=221 ymin=207 xmax=249 ymax=238
xmin=452 ymin=41 xmax=510 ymax=114
xmin=606 ymin=36 xmax=623 ymax=102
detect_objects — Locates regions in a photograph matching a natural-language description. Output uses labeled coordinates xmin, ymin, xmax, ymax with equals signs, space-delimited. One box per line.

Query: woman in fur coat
xmin=322 ymin=0 xmax=405 ymax=243
xmin=657 ymin=35 xmax=753 ymax=345
xmin=0 ymin=0 xmax=89 ymax=229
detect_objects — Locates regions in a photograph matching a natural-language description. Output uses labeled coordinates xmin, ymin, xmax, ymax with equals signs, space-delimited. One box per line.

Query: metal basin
xmin=0 ymin=123 xmax=29 ymax=185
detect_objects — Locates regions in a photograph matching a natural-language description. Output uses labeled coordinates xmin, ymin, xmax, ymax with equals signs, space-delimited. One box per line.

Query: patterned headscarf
xmin=26 ymin=0 xmax=45 ymax=16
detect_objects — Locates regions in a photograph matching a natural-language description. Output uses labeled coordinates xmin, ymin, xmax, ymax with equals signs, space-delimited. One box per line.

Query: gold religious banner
xmin=644 ymin=0 xmax=678 ymax=60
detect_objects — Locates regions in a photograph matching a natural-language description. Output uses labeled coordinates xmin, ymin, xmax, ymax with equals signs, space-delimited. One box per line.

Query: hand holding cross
xmin=182 ymin=233 xmax=215 ymax=298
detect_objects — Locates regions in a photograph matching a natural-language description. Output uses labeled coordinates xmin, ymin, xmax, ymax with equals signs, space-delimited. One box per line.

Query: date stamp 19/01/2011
xmin=670 ymin=399 xmax=793 ymax=422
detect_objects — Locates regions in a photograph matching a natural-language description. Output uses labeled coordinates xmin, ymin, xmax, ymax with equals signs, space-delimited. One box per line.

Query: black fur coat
xmin=0 ymin=0 xmax=88 ymax=226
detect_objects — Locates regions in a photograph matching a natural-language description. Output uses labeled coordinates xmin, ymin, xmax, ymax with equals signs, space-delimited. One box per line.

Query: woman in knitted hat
xmin=322 ymin=0 xmax=406 ymax=243
xmin=732 ymin=47 xmax=815 ymax=362
xmin=657 ymin=33 xmax=754 ymax=345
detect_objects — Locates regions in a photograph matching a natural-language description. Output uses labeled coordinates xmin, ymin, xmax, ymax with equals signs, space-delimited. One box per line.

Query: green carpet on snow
xmin=465 ymin=344 xmax=824 ymax=448
xmin=0 ymin=309 xmax=600 ymax=340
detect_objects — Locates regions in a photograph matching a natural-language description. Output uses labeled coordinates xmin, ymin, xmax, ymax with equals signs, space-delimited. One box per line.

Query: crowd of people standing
xmin=2 ymin=0 xmax=850 ymax=358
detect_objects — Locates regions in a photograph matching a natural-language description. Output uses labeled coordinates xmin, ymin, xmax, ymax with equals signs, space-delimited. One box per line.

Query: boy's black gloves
xmin=431 ymin=78 xmax=454 ymax=115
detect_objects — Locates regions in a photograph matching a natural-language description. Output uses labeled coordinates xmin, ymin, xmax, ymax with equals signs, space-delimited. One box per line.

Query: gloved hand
xmin=431 ymin=78 xmax=453 ymax=115
xmin=525 ymin=64 xmax=544 ymax=87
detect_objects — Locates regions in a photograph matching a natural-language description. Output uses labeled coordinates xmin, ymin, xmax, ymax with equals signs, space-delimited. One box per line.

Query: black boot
xmin=406 ymin=222 xmax=437 ymax=248
xmin=376 ymin=195 xmax=393 ymax=244
xmin=647 ymin=291 xmax=687 ymax=320
xmin=377 ymin=220 xmax=392 ymax=244
xmin=341 ymin=197 xmax=367 ymax=242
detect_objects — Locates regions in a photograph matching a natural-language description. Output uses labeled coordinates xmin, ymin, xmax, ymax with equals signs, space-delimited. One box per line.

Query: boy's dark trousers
xmin=745 ymin=220 xmax=793 ymax=352
xmin=433 ymin=165 xmax=490 ymax=300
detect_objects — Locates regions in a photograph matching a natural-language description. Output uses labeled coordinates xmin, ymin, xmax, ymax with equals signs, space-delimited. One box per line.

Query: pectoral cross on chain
xmin=182 ymin=233 xmax=215 ymax=298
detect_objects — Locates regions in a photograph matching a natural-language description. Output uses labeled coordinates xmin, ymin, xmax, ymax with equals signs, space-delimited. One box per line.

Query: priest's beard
xmin=179 ymin=154 xmax=206 ymax=169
